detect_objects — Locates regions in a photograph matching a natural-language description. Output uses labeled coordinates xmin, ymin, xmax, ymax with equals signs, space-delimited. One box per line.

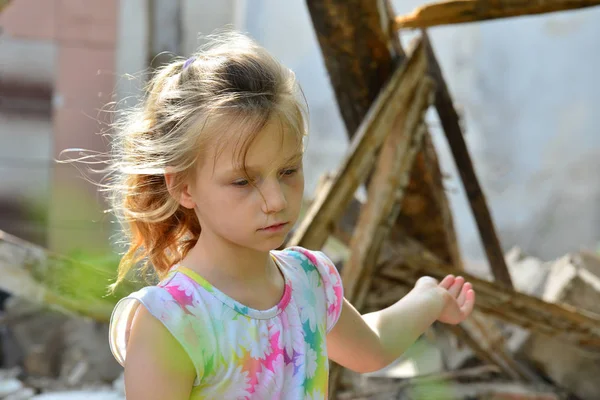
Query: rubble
xmin=0 ymin=296 xmax=123 ymax=399
xmin=0 ymin=369 xmax=124 ymax=400
xmin=516 ymin=252 xmax=600 ymax=400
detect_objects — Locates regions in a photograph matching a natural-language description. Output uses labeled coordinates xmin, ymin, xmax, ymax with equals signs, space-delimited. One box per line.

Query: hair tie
xmin=182 ymin=57 xmax=196 ymax=70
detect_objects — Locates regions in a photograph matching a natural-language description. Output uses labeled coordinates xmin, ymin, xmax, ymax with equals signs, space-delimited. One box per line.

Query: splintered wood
xmin=394 ymin=0 xmax=600 ymax=29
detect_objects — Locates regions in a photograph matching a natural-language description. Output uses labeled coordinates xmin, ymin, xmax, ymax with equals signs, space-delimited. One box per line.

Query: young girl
xmin=107 ymin=31 xmax=475 ymax=400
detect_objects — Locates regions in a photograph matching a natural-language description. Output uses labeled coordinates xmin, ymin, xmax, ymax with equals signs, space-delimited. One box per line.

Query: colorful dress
xmin=109 ymin=246 xmax=344 ymax=399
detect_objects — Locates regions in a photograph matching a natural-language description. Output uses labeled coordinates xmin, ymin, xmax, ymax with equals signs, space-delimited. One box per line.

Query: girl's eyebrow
xmin=224 ymin=152 xmax=303 ymax=175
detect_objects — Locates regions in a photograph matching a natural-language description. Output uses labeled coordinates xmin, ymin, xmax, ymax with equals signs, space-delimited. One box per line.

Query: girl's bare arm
xmin=124 ymin=307 xmax=196 ymax=400
xmin=326 ymin=275 xmax=475 ymax=373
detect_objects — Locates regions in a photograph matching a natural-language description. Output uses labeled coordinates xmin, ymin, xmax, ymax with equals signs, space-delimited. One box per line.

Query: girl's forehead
xmin=208 ymin=118 xmax=303 ymax=175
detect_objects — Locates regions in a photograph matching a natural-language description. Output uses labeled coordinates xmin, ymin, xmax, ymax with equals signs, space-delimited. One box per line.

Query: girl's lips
xmin=260 ymin=222 xmax=288 ymax=232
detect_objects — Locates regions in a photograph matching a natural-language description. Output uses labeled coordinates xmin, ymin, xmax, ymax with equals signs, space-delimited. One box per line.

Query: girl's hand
xmin=414 ymin=275 xmax=476 ymax=325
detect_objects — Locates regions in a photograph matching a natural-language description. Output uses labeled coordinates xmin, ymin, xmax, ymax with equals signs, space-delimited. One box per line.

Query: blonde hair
xmin=106 ymin=31 xmax=308 ymax=289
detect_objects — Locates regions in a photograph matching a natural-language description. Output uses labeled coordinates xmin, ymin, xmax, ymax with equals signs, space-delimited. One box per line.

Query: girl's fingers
xmin=456 ymin=282 xmax=470 ymax=306
xmin=460 ymin=289 xmax=476 ymax=317
xmin=447 ymin=276 xmax=464 ymax=297
xmin=439 ymin=275 xmax=455 ymax=290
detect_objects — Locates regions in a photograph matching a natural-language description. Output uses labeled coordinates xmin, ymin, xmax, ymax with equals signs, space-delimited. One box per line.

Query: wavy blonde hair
xmin=104 ymin=31 xmax=308 ymax=289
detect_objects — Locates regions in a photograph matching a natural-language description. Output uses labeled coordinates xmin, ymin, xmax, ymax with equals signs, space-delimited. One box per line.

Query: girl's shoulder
xmin=277 ymin=246 xmax=340 ymax=277
xmin=276 ymin=246 xmax=344 ymax=333
xmin=108 ymin=272 xmax=208 ymax=383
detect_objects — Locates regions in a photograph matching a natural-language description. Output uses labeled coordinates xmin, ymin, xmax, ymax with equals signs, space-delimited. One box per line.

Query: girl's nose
xmin=261 ymin=179 xmax=287 ymax=214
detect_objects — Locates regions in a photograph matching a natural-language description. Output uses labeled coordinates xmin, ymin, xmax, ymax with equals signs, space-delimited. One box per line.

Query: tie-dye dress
xmin=109 ymin=246 xmax=344 ymax=399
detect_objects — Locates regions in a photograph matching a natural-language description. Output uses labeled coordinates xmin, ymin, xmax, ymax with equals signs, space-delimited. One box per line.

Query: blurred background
xmin=0 ymin=0 xmax=600 ymax=397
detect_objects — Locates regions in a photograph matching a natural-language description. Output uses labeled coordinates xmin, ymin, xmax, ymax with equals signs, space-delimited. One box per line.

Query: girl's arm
xmin=124 ymin=307 xmax=196 ymax=400
xmin=326 ymin=275 xmax=475 ymax=373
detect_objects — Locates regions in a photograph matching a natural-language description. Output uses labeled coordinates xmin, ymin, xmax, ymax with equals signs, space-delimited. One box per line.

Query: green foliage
xmin=29 ymin=249 xmax=144 ymax=322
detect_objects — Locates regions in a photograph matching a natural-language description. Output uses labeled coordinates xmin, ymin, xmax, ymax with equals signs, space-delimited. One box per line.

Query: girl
xmin=107 ymin=31 xmax=475 ymax=400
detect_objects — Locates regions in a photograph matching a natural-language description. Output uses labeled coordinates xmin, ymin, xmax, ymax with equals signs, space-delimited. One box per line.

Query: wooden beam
xmin=306 ymin=0 xmax=403 ymax=135
xmin=394 ymin=0 xmax=600 ymax=29
xmin=423 ymin=33 xmax=514 ymax=288
xmin=344 ymin=76 xmax=434 ymax=303
xmin=286 ymin=40 xmax=428 ymax=249
xmin=395 ymin=131 xmax=463 ymax=268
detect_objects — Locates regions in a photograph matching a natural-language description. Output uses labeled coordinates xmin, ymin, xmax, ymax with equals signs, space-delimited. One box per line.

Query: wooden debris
xmin=423 ymin=33 xmax=514 ymax=288
xmin=343 ymin=76 xmax=435 ymax=304
xmin=306 ymin=0 xmax=464 ymax=273
xmin=380 ymin=235 xmax=600 ymax=349
xmin=394 ymin=0 xmax=600 ymax=29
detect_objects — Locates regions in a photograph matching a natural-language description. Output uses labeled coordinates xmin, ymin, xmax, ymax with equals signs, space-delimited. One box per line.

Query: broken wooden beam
xmin=344 ymin=76 xmax=434 ymax=304
xmin=287 ymin=39 xmax=428 ymax=249
xmin=423 ymin=33 xmax=514 ymax=289
xmin=394 ymin=0 xmax=600 ymax=29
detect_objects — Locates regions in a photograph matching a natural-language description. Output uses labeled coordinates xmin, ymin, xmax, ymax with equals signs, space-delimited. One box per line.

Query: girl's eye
xmin=232 ymin=179 xmax=249 ymax=187
xmin=282 ymin=169 xmax=297 ymax=177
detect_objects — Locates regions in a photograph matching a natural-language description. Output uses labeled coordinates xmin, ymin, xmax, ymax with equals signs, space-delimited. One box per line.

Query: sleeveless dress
xmin=109 ymin=246 xmax=344 ymax=399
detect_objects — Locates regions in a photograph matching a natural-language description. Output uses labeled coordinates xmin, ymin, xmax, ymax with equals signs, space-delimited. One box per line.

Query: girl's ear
xmin=164 ymin=168 xmax=196 ymax=209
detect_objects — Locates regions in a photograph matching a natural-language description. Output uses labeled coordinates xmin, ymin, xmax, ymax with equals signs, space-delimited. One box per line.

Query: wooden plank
xmin=394 ymin=0 xmax=600 ymax=29
xmin=286 ymin=40 xmax=428 ymax=249
xmin=423 ymin=33 xmax=514 ymax=288
xmin=344 ymin=77 xmax=434 ymax=304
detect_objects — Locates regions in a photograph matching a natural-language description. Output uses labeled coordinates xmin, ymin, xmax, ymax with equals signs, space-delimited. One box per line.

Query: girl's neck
xmin=183 ymin=233 xmax=275 ymax=283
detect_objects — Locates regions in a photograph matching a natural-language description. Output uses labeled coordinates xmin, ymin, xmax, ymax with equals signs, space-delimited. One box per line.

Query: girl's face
xmin=189 ymin=117 xmax=304 ymax=252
